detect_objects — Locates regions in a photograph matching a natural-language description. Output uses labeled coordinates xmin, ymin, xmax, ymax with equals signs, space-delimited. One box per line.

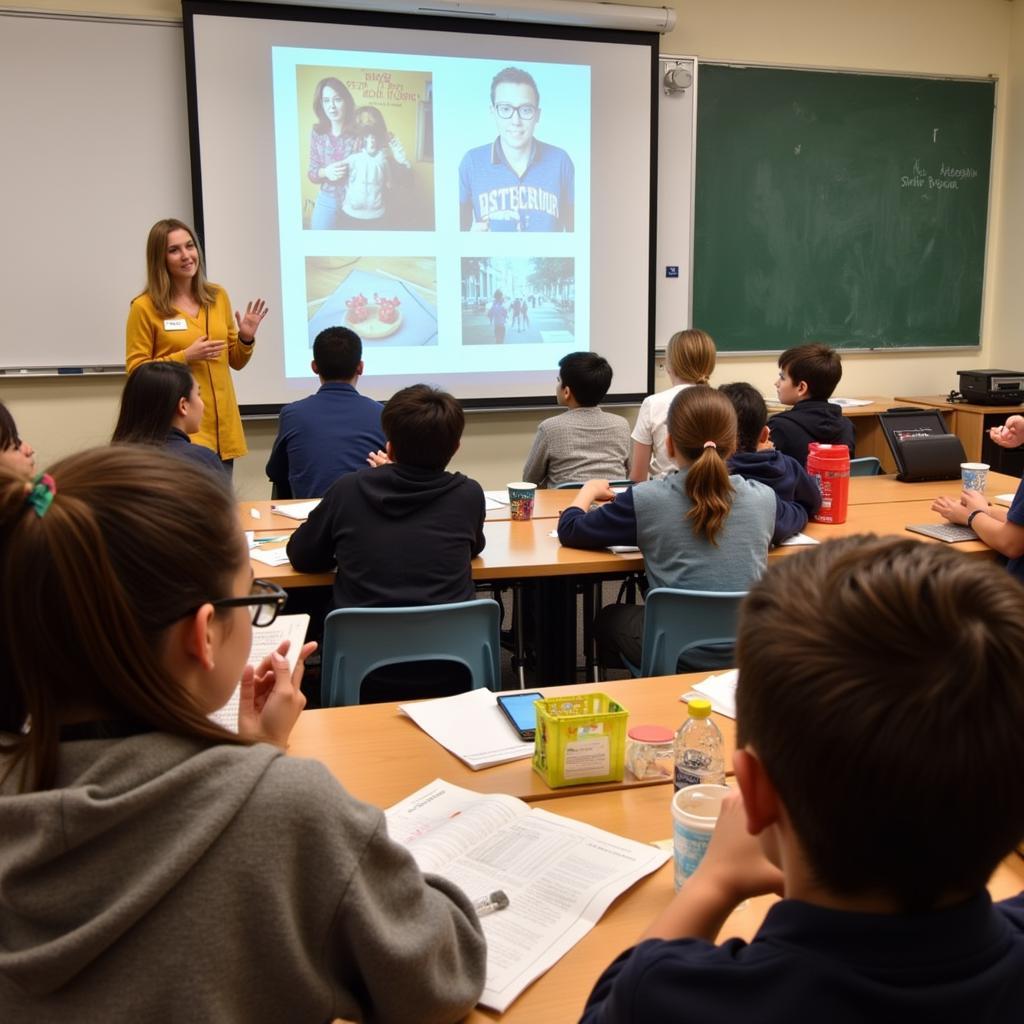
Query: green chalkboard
xmin=693 ymin=65 xmax=994 ymax=352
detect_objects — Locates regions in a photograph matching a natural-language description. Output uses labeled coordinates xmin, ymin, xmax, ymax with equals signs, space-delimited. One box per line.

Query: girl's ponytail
xmin=666 ymin=386 xmax=738 ymax=544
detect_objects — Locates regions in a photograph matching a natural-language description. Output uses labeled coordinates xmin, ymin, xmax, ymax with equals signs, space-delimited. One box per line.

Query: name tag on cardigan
xmin=163 ymin=318 xmax=187 ymax=331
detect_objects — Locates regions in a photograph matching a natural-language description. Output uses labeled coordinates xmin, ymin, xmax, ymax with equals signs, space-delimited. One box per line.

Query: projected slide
xmin=274 ymin=48 xmax=589 ymax=381
xmin=188 ymin=5 xmax=653 ymax=406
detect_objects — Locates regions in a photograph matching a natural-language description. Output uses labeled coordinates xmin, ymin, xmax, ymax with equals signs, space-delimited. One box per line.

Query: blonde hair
xmin=667 ymin=385 xmax=737 ymax=544
xmin=666 ymin=328 xmax=716 ymax=385
xmin=142 ymin=219 xmax=218 ymax=319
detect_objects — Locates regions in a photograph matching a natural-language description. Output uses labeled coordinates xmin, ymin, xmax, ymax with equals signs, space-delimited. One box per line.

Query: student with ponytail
xmin=559 ymin=386 xmax=775 ymax=671
xmin=0 ymin=446 xmax=485 ymax=1022
xmin=112 ymin=361 xmax=227 ymax=478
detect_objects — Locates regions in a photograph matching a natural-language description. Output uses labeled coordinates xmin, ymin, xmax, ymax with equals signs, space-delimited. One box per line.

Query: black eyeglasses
xmin=211 ymin=579 xmax=287 ymax=627
xmin=494 ymin=102 xmax=537 ymax=121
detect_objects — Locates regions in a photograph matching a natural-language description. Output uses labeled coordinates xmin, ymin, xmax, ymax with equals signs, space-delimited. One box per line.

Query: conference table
xmin=290 ymin=674 xmax=1024 ymax=1023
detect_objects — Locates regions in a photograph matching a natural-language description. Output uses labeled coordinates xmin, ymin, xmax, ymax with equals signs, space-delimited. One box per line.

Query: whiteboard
xmin=655 ymin=55 xmax=696 ymax=347
xmin=0 ymin=12 xmax=191 ymax=372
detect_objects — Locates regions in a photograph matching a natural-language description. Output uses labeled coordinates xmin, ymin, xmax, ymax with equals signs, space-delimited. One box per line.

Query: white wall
xmin=2 ymin=0 xmax=1018 ymax=497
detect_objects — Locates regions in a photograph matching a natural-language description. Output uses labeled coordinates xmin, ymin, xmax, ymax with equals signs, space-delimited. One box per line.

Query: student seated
xmin=582 ymin=535 xmax=1024 ymax=1022
xmin=631 ymin=328 xmax=717 ymax=481
xmin=287 ymin=385 xmax=485 ymax=700
xmin=767 ymin=342 xmax=856 ymax=465
xmin=266 ymin=326 xmax=385 ymax=498
xmin=720 ymin=381 xmax=822 ymax=545
xmin=0 ymin=401 xmax=35 ymax=475
xmin=933 ymin=412 xmax=1024 ymax=583
xmin=558 ymin=386 xmax=775 ymax=671
xmin=521 ymin=351 xmax=630 ymax=487
xmin=111 ymin=361 xmax=227 ymax=478
xmin=0 ymin=446 xmax=486 ymax=1022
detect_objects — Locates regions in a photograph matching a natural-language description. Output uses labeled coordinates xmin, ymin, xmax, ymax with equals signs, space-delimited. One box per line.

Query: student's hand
xmin=238 ymin=641 xmax=316 ymax=749
xmin=989 ymin=414 xmax=1024 ymax=449
xmin=183 ymin=335 xmax=226 ymax=363
xmin=576 ymin=479 xmax=616 ymax=507
xmin=931 ymin=489 xmax=987 ymax=524
xmin=235 ymin=299 xmax=268 ymax=341
xmin=367 ymin=449 xmax=392 ymax=468
xmin=689 ymin=792 xmax=785 ymax=905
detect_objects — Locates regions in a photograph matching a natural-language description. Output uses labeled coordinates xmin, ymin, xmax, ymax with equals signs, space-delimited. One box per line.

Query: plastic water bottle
xmin=674 ymin=698 xmax=725 ymax=790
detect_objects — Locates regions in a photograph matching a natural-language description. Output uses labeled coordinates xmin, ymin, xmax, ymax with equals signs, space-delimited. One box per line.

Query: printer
xmin=957 ymin=369 xmax=1024 ymax=406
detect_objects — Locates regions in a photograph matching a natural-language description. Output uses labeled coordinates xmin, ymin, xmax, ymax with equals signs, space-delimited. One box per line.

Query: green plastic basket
xmin=532 ymin=692 xmax=629 ymax=788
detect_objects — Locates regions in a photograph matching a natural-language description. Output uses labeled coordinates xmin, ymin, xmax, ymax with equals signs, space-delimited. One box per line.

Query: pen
xmin=472 ymin=890 xmax=510 ymax=917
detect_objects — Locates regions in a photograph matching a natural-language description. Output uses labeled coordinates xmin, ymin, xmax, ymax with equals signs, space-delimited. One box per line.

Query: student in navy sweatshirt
xmin=720 ymin=382 xmax=822 ymax=545
xmin=767 ymin=343 xmax=855 ymax=465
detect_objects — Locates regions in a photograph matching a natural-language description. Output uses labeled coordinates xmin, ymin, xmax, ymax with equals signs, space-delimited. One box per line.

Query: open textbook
xmin=386 ymin=779 xmax=669 ymax=1012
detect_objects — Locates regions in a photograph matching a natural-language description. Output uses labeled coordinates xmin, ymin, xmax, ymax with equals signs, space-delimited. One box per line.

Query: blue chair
xmin=320 ymin=599 xmax=502 ymax=706
xmin=554 ymin=480 xmax=634 ymax=489
xmin=621 ymin=588 xmax=746 ymax=678
xmin=849 ymin=456 xmax=882 ymax=476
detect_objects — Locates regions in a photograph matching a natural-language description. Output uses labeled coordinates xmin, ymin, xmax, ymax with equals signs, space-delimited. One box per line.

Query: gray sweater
xmin=0 ymin=732 xmax=486 ymax=1023
xmin=522 ymin=406 xmax=631 ymax=487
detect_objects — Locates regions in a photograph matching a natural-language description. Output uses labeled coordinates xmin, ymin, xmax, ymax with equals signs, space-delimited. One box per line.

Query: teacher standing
xmin=125 ymin=219 xmax=267 ymax=465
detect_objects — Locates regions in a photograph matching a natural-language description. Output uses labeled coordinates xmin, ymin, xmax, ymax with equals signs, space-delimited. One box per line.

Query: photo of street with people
xmin=461 ymin=257 xmax=575 ymax=345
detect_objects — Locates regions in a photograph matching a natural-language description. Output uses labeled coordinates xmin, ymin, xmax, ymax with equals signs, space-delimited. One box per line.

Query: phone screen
xmin=496 ymin=692 xmax=543 ymax=738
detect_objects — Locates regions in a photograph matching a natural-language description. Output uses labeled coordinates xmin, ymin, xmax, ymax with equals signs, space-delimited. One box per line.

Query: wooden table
xmin=289 ymin=673 xmax=736 ymax=810
xmin=896 ymin=395 xmax=1024 ymax=463
xmin=240 ymin=489 xmax=573 ymax=533
xmin=458 ymin=784 xmax=1024 ymax=1022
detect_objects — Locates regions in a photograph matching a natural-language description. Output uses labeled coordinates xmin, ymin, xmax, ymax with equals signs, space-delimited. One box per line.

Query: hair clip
xmin=26 ymin=473 xmax=57 ymax=518
xmin=702 ymin=440 xmax=718 ymax=449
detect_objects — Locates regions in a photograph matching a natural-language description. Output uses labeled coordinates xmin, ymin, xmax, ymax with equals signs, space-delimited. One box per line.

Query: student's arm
xmin=521 ymin=427 xmax=549 ymax=486
xmin=932 ymin=489 xmax=1024 ymax=559
xmin=771 ymin=493 xmax=809 ymax=546
xmin=470 ymin=484 xmax=486 ymax=558
xmin=629 ymin=441 xmax=652 ymax=483
xmin=285 ymin=492 xmax=339 ymax=572
xmin=990 ymin=414 xmax=1024 ymax=449
xmin=791 ymin=459 xmax=823 ymax=515
xmin=557 ymin=482 xmax=637 ymax=549
xmin=640 ymin=792 xmax=783 ymax=942
xmin=265 ymin=410 xmax=291 ymax=490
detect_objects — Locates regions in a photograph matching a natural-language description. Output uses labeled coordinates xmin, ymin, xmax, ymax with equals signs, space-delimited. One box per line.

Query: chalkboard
xmin=692 ymin=65 xmax=995 ymax=352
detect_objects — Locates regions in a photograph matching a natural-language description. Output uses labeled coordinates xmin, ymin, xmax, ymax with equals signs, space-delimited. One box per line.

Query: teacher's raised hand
xmin=235 ymin=298 xmax=269 ymax=342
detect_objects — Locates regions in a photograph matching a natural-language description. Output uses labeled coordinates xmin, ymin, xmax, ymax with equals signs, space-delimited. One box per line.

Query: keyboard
xmin=905 ymin=522 xmax=979 ymax=543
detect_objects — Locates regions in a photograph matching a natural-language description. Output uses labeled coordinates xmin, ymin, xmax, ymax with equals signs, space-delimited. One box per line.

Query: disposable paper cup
xmin=671 ymin=784 xmax=730 ymax=890
xmin=961 ymin=462 xmax=990 ymax=492
xmin=508 ymin=481 xmax=537 ymax=521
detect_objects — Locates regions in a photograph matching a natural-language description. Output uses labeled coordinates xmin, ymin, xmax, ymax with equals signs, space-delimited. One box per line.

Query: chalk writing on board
xmin=900 ymin=159 xmax=977 ymax=191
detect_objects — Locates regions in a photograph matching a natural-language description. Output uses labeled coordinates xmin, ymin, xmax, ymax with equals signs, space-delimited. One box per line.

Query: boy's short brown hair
xmin=382 ymin=384 xmax=464 ymax=471
xmin=778 ymin=343 xmax=843 ymax=400
xmin=736 ymin=536 xmax=1024 ymax=912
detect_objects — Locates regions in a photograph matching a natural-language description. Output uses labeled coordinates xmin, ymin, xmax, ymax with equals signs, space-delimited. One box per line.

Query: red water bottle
xmin=807 ymin=443 xmax=850 ymax=524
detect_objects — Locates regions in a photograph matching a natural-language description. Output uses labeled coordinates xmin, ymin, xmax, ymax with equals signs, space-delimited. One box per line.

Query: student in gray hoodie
xmin=0 ymin=445 xmax=486 ymax=1024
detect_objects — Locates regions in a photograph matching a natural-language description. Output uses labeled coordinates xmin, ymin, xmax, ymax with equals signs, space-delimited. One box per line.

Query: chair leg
xmin=512 ymin=583 xmax=527 ymax=689
xmin=582 ymin=581 xmax=601 ymax=683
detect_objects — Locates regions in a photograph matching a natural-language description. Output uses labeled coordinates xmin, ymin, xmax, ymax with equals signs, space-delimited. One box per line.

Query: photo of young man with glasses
xmin=458 ymin=66 xmax=575 ymax=232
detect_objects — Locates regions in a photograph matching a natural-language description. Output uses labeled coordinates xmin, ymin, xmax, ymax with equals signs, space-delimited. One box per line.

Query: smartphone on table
xmin=496 ymin=691 xmax=544 ymax=741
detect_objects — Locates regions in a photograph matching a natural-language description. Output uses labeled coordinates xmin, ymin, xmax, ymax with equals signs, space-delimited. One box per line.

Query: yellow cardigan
xmin=125 ymin=287 xmax=253 ymax=460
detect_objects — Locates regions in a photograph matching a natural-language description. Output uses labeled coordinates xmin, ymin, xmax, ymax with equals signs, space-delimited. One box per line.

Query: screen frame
xmin=182 ymin=0 xmax=658 ymax=414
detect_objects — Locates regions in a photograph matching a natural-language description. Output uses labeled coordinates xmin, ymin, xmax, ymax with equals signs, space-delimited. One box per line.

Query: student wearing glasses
xmin=0 ymin=446 xmax=486 ymax=1023
xmin=458 ymin=65 xmax=575 ymax=232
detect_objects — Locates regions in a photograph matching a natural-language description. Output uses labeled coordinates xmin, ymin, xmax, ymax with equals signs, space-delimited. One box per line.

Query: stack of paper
xmin=250 ymin=546 xmax=291 ymax=567
xmin=208 ymin=614 xmax=310 ymax=732
xmin=399 ymin=688 xmax=534 ymax=769
xmin=386 ymin=779 xmax=669 ymax=1012
xmin=270 ymin=499 xmax=320 ymax=521
xmin=681 ymin=668 xmax=738 ymax=719
xmin=994 ymin=493 xmax=1016 ymax=508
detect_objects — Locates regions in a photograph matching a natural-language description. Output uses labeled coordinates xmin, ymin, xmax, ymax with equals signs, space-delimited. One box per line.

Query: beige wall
xmin=3 ymin=0 xmax=1020 ymax=498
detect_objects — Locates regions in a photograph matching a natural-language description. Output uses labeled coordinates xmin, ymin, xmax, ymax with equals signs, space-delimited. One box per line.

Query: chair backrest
xmin=639 ymin=588 xmax=746 ymax=678
xmin=848 ymin=456 xmax=882 ymax=477
xmin=554 ymin=480 xmax=633 ymax=489
xmin=320 ymin=599 xmax=502 ymax=706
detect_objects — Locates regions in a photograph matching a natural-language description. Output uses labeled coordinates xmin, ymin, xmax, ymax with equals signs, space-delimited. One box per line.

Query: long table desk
xmin=252 ymin=476 xmax=1011 ymax=588
xmin=291 ymin=690 xmax=1024 ymax=1023
xmin=289 ymin=674 xmax=736 ymax=809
